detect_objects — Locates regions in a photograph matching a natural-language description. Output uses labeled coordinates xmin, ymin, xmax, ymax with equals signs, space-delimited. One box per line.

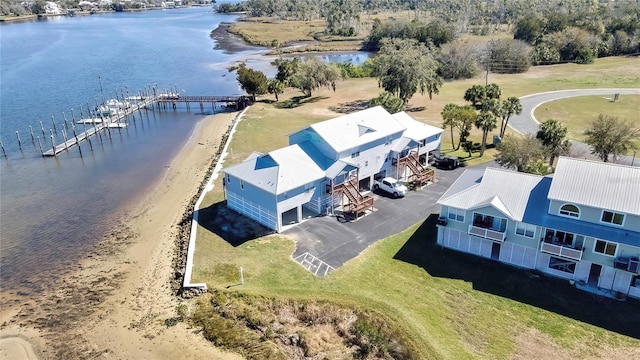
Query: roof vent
xmin=358 ymin=124 xmax=376 ymax=136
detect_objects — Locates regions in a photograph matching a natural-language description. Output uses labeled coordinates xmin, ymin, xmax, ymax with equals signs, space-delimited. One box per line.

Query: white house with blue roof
xmin=223 ymin=106 xmax=443 ymax=232
xmin=436 ymin=157 xmax=640 ymax=299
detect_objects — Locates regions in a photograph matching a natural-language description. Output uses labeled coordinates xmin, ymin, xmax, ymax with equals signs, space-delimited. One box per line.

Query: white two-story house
xmin=436 ymin=157 xmax=640 ymax=299
xmin=224 ymin=106 xmax=443 ymax=232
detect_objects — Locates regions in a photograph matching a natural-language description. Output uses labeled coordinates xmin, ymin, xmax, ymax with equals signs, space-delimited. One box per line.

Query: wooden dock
xmin=42 ymin=92 xmax=249 ymax=157
xmin=156 ymin=95 xmax=250 ymax=111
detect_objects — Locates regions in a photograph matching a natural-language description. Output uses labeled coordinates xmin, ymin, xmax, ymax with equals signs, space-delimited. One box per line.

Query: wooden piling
xmin=0 ymin=140 xmax=6 ymax=157
xmin=37 ymin=136 xmax=44 ymax=156
xmin=51 ymin=116 xmax=57 ymax=133
xmin=29 ymin=126 xmax=35 ymax=143
xmin=63 ymin=113 xmax=69 ymax=133
xmin=61 ymin=129 xmax=68 ymax=150
xmin=84 ymin=120 xmax=93 ymax=150
xmin=50 ymin=134 xmax=55 ymax=155
xmin=15 ymin=131 xmax=22 ymax=150
xmin=40 ymin=121 xmax=46 ymax=138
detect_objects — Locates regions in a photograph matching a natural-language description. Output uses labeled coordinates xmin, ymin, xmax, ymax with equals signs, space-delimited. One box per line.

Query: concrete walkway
xmin=508 ymin=88 xmax=640 ymax=165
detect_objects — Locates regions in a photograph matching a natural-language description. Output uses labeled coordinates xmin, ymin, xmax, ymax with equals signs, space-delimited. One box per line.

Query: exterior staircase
xmin=332 ymin=176 xmax=374 ymax=217
xmin=398 ymin=151 xmax=435 ymax=186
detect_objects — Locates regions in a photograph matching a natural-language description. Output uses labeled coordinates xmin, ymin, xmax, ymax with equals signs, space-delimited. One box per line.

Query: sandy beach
xmin=1 ymin=111 xmax=244 ymax=359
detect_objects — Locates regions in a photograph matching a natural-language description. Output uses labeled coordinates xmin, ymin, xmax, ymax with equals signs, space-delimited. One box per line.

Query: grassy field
xmin=534 ymin=95 xmax=640 ymax=151
xmin=191 ymin=58 xmax=640 ymax=359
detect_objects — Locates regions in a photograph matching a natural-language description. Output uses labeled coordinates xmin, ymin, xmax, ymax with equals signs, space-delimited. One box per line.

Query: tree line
xmin=224 ymin=0 xmax=639 ymax=73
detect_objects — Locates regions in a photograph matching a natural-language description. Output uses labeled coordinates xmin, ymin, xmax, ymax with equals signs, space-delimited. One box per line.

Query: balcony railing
xmin=468 ymin=225 xmax=506 ymax=242
xmin=540 ymin=241 xmax=583 ymax=261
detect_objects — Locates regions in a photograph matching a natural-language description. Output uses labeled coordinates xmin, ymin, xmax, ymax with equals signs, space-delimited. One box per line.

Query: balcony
xmin=468 ymin=225 xmax=506 ymax=242
xmin=614 ymin=256 xmax=640 ymax=274
xmin=540 ymin=241 xmax=583 ymax=261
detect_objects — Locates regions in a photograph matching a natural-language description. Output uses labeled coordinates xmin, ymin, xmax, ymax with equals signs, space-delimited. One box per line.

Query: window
xmin=226 ymin=174 xmax=231 ymax=183
xmin=351 ymin=151 xmax=360 ymax=158
xmin=364 ymin=160 xmax=369 ymax=167
xmin=447 ymin=208 xmax=465 ymax=222
xmin=240 ymin=180 xmax=244 ymax=189
xmin=594 ymin=239 xmax=617 ymax=256
xmin=515 ymin=222 xmax=536 ymax=238
xmin=559 ymin=204 xmax=580 ymax=218
xmin=549 ymin=256 xmax=576 ymax=274
xmin=601 ymin=210 xmax=625 ymax=226
xmin=472 ymin=213 xmax=507 ymax=232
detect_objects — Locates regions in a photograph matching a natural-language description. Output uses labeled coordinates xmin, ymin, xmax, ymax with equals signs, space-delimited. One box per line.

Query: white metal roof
xmin=549 ymin=157 xmax=640 ymax=215
xmin=306 ymin=106 xmax=406 ymax=153
xmin=437 ymin=167 xmax=545 ymax=221
xmin=391 ymin=111 xmax=443 ymax=142
xmin=224 ymin=144 xmax=324 ymax=195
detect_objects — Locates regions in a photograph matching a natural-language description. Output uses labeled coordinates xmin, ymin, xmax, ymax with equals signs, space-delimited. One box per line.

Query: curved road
xmin=508 ymin=88 xmax=640 ymax=165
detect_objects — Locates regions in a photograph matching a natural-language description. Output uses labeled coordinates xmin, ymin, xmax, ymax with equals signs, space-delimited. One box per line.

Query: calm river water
xmin=0 ymin=7 xmax=371 ymax=300
xmin=0 ymin=7 xmax=260 ymax=298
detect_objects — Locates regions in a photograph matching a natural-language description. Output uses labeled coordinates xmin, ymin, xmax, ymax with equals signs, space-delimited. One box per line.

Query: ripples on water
xmin=0 ymin=8 xmax=254 ymax=297
xmin=0 ymin=8 xmax=372 ymax=299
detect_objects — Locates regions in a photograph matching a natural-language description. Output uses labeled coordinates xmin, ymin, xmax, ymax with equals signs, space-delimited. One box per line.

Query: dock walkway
xmin=42 ymin=93 xmax=248 ymax=157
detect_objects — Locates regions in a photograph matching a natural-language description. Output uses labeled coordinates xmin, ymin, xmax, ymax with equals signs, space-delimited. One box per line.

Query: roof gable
xmin=224 ymin=144 xmax=324 ymax=195
xmin=549 ymin=157 xmax=640 ymax=215
xmin=391 ymin=111 xmax=443 ymax=142
xmin=305 ymin=106 xmax=406 ymax=153
xmin=438 ymin=167 xmax=545 ymax=221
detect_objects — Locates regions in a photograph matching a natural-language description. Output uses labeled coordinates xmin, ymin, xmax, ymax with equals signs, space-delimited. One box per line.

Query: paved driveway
xmin=509 ymin=88 xmax=640 ymax=165
xmin=285 ymin=89 xmax=640 ymax=275
xmin=284 ymin=162 xmax=493 ymax=274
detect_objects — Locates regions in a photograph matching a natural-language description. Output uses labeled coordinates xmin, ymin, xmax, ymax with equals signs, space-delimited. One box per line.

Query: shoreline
xmin=0 ymin=111 xmax=243 ymax=359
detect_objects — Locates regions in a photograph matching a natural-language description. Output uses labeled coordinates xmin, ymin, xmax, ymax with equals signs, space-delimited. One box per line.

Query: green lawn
xmin=534 ymin=95 xmax=640 ymax=152
xmin=192 ymin=58 xmax=640 ymax=359
xmin=193 ymin=216 xmax=640 ymax=359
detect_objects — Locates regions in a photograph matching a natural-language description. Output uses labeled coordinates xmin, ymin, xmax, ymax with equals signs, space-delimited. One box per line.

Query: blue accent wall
xmin=225 ymin=174 xmax=278 ymax=212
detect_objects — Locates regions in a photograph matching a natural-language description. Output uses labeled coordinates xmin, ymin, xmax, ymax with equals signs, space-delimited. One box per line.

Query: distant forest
xmin=219 ymin=0 xmax=640 ymax=72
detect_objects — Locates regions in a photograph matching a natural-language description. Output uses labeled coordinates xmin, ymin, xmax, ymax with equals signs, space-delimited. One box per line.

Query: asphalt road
xmin=509 ymin=88 xmax=640 ymax=165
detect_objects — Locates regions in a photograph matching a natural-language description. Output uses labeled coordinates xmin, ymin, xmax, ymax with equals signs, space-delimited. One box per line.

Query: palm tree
xmin=536 ymin=119 xmax=570 ymax=166
xmin=499 ymin=96 xmax=523 ymax=138
xmin=475 ymin=110 xmax=497 ymax=157
xmin=441 ymin=103 xmax=459 ymax=149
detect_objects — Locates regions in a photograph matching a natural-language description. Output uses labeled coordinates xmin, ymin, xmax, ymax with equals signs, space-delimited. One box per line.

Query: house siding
xmin=499 ymin=242 xmax=537 ymax=269
xmin=438 ymin=227 xmax=493 ymax=259
xmin=549 ymin=200 xmax=640 ymax=233
xmin=225 ymin=174 xmax=278 ymax=212
xmin=226 ymin=190 xmax=278 ymax=231
xmin=438 ymin=161 xmax=640 ymax=299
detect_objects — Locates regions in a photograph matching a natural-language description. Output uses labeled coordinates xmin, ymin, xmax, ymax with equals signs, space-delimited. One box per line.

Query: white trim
xmin=472 ymin=211 xmax=507 ymax=233
xmin=593 ymin=239 xmax=618 ymax=257
xmin=447 ymin=207 xmax=465 ymax=222
xmin=558 ymin=203 xmax=581 ymax=219
xmin=600 ymin=209 xmax=625 ymax=227
xmin=515 ymin=222 xmax=536 ymax=238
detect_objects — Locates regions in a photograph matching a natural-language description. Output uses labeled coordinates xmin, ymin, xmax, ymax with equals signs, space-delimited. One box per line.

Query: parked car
xmin=372 ymin=177 xmax=407 ymax=198
xmin=434 ymin=155 xmax=459 ymax=170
